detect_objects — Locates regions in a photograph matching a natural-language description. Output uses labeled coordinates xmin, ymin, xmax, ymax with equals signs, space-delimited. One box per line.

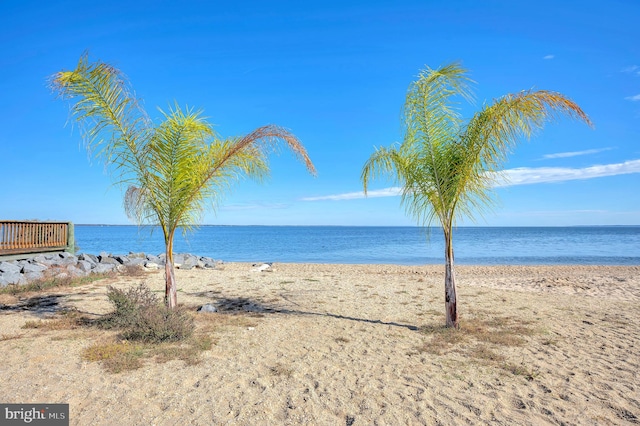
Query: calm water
xmin=74 ymin=225 xmax=640 ymax=265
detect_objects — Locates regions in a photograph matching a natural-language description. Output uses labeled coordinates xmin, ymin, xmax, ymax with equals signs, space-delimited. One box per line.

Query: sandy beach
xmin=1 ymin=263 xmax=638 ymax=425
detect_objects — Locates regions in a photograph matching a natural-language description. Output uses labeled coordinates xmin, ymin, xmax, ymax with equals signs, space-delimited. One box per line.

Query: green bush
xmin=100 ymin=283 xmax=193 ymax=342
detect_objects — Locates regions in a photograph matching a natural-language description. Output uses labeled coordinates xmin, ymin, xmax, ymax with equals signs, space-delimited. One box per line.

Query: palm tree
xmin=51 ymin=54 xmax=316 ymax=308
xmin=361 ymin=62 xmax=591 ymax=328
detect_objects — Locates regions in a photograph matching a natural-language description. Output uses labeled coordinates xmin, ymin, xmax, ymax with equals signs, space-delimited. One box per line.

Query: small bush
xmin=82 ymin=341 xmax=144 ymax=373
xmin=100 ymin=283 xmax=194 ymax=342
xmin=124 ymin=304 xmax=193 ymax=342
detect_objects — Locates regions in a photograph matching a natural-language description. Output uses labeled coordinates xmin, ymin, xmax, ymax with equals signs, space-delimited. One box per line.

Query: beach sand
xmin=1 ymin=263 xmax=638 ymax=425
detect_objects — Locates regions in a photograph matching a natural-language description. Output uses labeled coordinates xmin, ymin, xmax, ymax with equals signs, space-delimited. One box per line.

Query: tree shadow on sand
xmin=195 ymin=293 xmax=418 ymax=331
xmin=0 ymin=292 xmax=105 ymax=320
xmin=0 ymin=294 xmax=70 ymax=317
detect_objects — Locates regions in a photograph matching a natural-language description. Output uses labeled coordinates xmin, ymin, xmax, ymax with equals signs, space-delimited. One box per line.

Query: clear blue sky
xmin=2 ymin=0 xmax=639 ymax=226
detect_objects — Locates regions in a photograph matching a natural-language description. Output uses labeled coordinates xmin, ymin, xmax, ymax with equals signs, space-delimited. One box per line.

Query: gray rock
xmin=178 ymin=254 xmax=199 ymax=270
xmin=197 ymin=304 xmax=218 ymax=313
xmin=78 ymin=253 xmax=98 ymax=264
xmin=144 ymin=261 xmax=160 ymax=270
xmin=128 ymin=252 xmax=146 ymax=259
xmin=24 ymin=271 xmax=44 ymax=282
xmin=0 ymin=272 xmax=26 ymax=285
xmin=146 ymin=255 xmax=163 ymax=265
xmin=201 ymin=257 xmax=218 ymax=269
xmin=114 ymin=255 xmax=130 ymax=265
xmin=21 ymin=262 xmax=48 ymax=274
xmin=128 ymin=258 xmax=146 ymax=266
xmin=66 ymin=265 xmax=86 ymax=277
xmin=33 ymin=257 xmax=57 ymax=266
xmin=0 ymin=261 xmax=21 ymax=274
xmin=54 ymin=271 xmax=70 ymax=281
xmin=98 ymin=255 xmax=120 ymax=265
xmin=93 ymin=263 xmax=116 ymax=274
xmin=77 ymin=260 xmax=94 ymax=273
xmin=33 ymin=255 xmax=52 ymax=263
xmin=48 ymin=254 xmax=77 ymax=267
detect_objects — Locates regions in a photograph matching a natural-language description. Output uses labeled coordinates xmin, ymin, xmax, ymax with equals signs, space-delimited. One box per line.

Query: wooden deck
xmin=0 ymin=221 xmax=74 ymax=259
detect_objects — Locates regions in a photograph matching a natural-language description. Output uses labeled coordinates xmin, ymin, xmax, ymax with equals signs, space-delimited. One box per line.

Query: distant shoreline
xmin=75 ymin=224 xmax=640 ymax=228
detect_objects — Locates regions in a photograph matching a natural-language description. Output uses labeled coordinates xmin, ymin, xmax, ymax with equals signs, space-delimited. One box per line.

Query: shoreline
xmin=1 ymin=263 xmax=638 ymax=424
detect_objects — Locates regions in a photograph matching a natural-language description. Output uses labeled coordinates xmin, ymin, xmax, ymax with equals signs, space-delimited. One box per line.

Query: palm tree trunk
xmin=164 ymin=232 xmax=178 ymax=309
xmin=444 ymin=231 xmax=458 ymax=328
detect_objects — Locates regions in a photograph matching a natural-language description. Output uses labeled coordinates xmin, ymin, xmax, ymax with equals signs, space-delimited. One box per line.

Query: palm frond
xmin=399 ymin=63 xmax=476 ymax=227
xmin=361 ymin=145 xmax=402 ymax=193
xmin=50 ymin=52 xmax=150 ymax=185
xmin=363 ymin=64 xmax=592 ymax=232
xmin=464 ymin=90 xmax=592 ymax=173
xmin=402 ymin=61 xmax=474 ymax=152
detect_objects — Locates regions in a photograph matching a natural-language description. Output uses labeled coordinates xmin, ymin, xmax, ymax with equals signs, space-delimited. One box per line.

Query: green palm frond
xmin=361 ymin=145 xmax=402 ymax=193
xmin=464 ymin=90 xmax=593 ymax=174
xmin=362 ymin=62 xmax=592 ymax=231
xmin=402 ymin=62 xmax=474 ymax=153
xmin=50 ymin=53 xmax=150 ymax=185
xmin=120 ymin=109 xmax=314 ymax=244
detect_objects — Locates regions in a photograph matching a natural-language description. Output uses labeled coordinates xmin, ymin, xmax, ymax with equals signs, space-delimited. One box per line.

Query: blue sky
xmin=2 ymin=0 xmax=639 ymax=226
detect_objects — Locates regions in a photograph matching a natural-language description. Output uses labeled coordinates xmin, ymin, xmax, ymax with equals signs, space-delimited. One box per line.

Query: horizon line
xmin=74 ymin=223 xmax=640 ymax=227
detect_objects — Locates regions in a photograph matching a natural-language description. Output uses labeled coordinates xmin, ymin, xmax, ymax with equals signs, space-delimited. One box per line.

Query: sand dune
xmin=1 ymin=263 xmax=638 ymax=425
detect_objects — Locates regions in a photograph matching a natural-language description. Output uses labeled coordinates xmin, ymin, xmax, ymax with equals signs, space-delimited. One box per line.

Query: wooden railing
xmin=0 ymin=221 xmax=74 ymax=258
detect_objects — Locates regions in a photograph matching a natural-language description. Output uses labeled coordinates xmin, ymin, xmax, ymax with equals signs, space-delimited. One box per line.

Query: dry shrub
xmin=419 ymin=324 xmax=468 ymax=355
xmin=99 ymin=283 xmax=194 ymax=342
xmin=21 ymin=311 xmax=86 ymax=331
xmin=418 ymin=314 xmax=537 ymax=373
xmin=82 ymin=341 xmax=144 ymax=373
xmin=125 ymin=305 xmax=194 ymax=342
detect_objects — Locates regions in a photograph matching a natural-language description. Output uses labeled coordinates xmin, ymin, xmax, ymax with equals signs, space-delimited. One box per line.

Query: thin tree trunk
xmin=444 ymin=231 xmax=458 ymax=328
xmin=164 ymin=234 xmax=177 ymax=309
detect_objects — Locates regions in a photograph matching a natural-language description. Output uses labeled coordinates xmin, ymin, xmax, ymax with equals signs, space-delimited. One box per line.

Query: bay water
xmin=74 ymin=225 xmax=640 ymax=265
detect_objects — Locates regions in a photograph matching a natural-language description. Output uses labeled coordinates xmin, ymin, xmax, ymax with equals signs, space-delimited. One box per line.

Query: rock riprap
xmin=0 ymin=252 xmax=219 ymax=287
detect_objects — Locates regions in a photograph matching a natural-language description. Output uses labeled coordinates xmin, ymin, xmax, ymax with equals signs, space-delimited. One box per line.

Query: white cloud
xmin=625 ymin=94 xmax=640 ymax=101
xmin=622 ymin=65 xmax=640 ymax=74
xmin=543 ymin=55 xmax=555 ymax=60
xmin=493 ymin=159 xmax=640 ymax=187
xmin=542 ymin=147 xmax=613 ymax=159
xmin=301 ymin=187 xmax=402 ymax=201
xmin=303 ymin=159 xmax=640 ymax=200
